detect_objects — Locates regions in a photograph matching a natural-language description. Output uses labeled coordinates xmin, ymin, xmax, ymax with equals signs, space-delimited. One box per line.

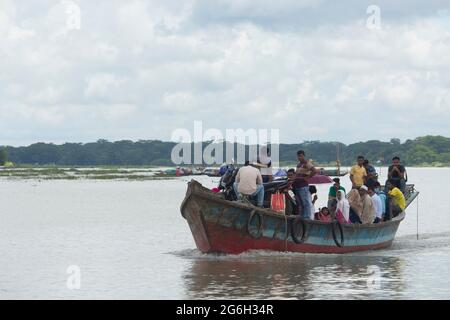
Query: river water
xmin=0 ymin=168 xmax=449 ymax=299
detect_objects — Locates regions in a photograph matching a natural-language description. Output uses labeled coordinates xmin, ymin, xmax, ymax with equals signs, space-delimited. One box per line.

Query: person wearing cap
xmin=328 ymin=178 xmax=346 ymax=201
xmin=358 ymin=185 xmax=376 ymax=224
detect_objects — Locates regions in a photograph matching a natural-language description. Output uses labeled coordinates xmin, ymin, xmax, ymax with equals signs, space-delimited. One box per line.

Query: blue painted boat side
xmin=199 ymin=198 xmax=400 ymax=249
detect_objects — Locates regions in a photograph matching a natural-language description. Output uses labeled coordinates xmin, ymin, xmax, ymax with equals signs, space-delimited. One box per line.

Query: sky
xmin=1 ymin=0 xmax=450 ymax=146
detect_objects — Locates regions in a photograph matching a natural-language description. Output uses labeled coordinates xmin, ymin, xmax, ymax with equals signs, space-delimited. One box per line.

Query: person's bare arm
xmin=309 ymin=166 xmax=317 ymax=178
xmin=388 ymin=167 xmax=394 ymax=179
xmin=256 ymin=171 xmax=263 ymax=185
xmin=312 ymin=195 xmax=318 ymax=205
xmin=305 ymin=162 xmax=316 ymax=179
xmin=399 ymin=167 xmax=405 ymax=179
xmin=350 ymin=172 xmax=355 ymax=186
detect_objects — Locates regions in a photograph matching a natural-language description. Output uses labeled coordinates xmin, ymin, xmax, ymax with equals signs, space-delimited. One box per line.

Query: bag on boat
xmin=271 ymin=192 xmax=285 ymax=213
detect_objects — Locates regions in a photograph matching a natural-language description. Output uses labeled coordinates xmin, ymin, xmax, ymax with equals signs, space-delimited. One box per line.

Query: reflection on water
xmin=182 ymin=254 xmax=406 ymax=300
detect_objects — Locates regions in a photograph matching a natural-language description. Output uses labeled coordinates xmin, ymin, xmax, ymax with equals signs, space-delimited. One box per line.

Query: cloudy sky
xmin=1 ymin=0 xmax=450 ymax=146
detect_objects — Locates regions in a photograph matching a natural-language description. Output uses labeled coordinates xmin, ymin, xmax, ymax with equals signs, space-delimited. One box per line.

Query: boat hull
xmin=181 ymin=180 xmax=413 ymax=254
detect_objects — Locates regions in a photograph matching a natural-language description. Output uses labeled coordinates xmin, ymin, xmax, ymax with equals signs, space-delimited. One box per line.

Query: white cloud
xmin=1 ymin=0 xmax=450 ymax=146
xmin=85 ymin=73 xmax=127 ymax=98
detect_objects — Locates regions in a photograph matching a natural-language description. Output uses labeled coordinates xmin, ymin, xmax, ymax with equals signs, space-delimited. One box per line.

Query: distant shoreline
xmin=2 ymin=164 xmax=450 ymax=169
xmin=2 ymin=135 xmax=449 ymax=168
xmin=0 ymin=165 xmax=448 ymax=182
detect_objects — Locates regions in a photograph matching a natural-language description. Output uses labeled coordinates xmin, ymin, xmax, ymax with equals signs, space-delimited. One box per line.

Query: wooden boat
xmin=181 ymin=180 xmax=419 ymax=254
xmin=317 ymin=144 xmax=349 ymax=176
xmin=319 ymin=168 xmax=349 ymax=177
xmin=202 ymin=167 xmax=221 ymax=177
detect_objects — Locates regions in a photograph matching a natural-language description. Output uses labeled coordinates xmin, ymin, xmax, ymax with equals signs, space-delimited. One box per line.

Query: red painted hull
xmin=203 ymin=220 xmax=394 ymax=254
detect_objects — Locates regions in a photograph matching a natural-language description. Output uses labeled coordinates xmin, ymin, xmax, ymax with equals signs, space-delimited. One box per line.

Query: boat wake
xmin=169 ymin=231 xmax=450 ymax=260
xmin=168 ymin=248 xmax=311 ymax=260
xmin=383 ymin=231 xmax=450 ymax=254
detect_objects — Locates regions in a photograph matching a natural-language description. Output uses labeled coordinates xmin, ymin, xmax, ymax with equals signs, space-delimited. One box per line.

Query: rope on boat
xmin=283 ymin=213 xmax=288 ymax=252
xmin=416 ymin=193 xmax=420 ymax=240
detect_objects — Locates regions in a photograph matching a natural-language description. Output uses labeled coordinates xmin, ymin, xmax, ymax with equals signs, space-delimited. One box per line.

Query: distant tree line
xmin=0 ymin=148 xmax=8 ymax=165
xmin=2 ymin=135 xmax=449 ymax=166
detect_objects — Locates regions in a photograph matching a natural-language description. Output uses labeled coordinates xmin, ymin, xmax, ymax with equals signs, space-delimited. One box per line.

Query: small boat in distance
xmin=319 ymin=168 xmax=349 ymax=177
xmin=202 ymin=167 xmax=221 ymax=177
xmin=318 ymin=143 xmax=349 ymax=176
xmin=181 ymin=180 xmax=419 ymax=254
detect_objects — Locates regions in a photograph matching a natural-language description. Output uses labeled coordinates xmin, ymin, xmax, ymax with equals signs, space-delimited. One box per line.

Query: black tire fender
xmin=332 ymin=221 xmax=345 ymax=247
xmin=247 ymin=210 xmax=263 ymax=238
xmin=291 ymin=218 xmax=307 ymax=244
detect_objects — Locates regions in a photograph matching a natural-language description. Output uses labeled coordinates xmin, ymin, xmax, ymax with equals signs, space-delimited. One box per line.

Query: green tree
xmin=2 ymin=135 xmax=450 ymax=166
xmin=0 ymin=148 xmax=8 ymax=165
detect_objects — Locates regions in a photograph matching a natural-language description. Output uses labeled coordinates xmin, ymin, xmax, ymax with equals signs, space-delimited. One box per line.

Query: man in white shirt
xmin=368 ymin=187 xmax=383 ymax=223
xmin=234 ymin=161 xmax=265 ymax=207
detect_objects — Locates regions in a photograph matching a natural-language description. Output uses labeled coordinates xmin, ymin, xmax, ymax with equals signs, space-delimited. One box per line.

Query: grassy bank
xmin=1 ymin=163 xmax=448 ymax=181
xmin=0 ymin=166 xmax=177 ymax=181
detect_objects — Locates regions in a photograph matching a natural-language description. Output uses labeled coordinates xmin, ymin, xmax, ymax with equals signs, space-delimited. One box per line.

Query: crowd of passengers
xmin=233 ymin=149 xmax=407 ymax=225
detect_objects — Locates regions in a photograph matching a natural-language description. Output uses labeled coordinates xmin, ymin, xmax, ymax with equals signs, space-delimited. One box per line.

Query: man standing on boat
xmin=233 ymin=161 xmax=265 ymax=207
xmin=363 ymin=159 xmax=378 ymax=187
xmin=350 ymin=156 xmax=367 ymax=189
xmin=387 ymin=156 xmax=407 ymax=193
xmin=291 ymin=150 xmax=316 ymax=219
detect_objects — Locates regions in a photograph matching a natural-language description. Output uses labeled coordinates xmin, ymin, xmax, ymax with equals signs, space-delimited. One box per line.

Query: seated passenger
xmin=317 ymin=207 xmax=332 ymax=222
xmin=386 ymin=156 xmax=407 ymax=193
xmin=233 ymin=161 xmax=264 ymax=207
xmin=359 ymin=185 xmax=376 ymax=224
xmin=287 ymin=168 xmax=296 ymax=181
xmin=386 ymin=181 xmax=406 ymax=219
xmin=368 ymin=187 xmax=383 ymax=224
xmin=336 ymin=190 xmax=350 ymax=224
xmin=373 ymin=181 xmax=387 ymax=219
xmin=348 ymin=188 xmax=363 ymax=224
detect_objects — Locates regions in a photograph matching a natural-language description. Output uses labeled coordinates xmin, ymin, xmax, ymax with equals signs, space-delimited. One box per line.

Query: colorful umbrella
xmin=308 ymin=175 xmax=333 ymax=184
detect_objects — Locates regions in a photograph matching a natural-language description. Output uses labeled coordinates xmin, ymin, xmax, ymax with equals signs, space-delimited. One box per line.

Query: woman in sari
xmin=336 ymin=190 xmax=350 ymax=223
xmin=359 ymin=186 xmax=376 ymax=224
xmin=347 ymin=188 xmax=363 ymax=224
